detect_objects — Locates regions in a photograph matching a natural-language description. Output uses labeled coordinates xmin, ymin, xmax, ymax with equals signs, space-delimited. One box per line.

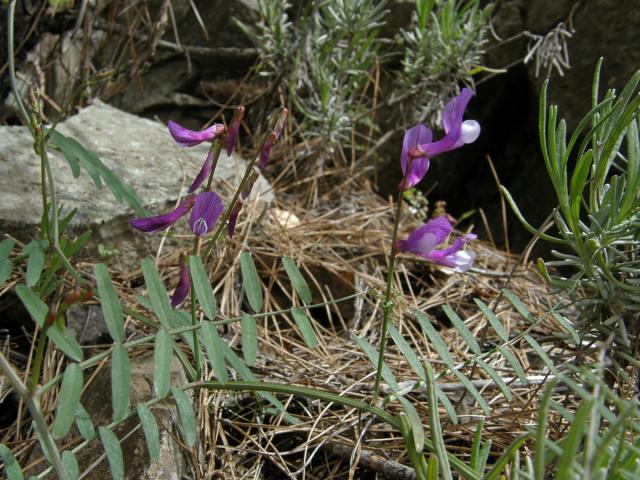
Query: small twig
xmin=325 ymin=441 xmax=416 ymax=480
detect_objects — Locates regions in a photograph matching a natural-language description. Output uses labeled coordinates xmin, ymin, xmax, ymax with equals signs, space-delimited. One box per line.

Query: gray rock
xmin=66 ymin=304 xmax=109 ymax=345
xmin=0 ymin=100 xmax=273 ymax=256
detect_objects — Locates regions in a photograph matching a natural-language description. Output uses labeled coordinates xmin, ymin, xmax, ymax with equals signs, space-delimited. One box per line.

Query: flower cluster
xmin=130 ymin=107 xmax=287 ymax=306
xmin=396 ymin=88 xmax=480 ymax=272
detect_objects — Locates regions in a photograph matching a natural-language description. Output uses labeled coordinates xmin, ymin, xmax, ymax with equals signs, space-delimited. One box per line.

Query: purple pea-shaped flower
xmin=130 ymin=191 xmax=224 ymax=237
xmin=400 ymin=88 xmax=480 ymax=191
xmin=171 ymin=255 xmax=191 ymax=307
xmin=395 ymin=216 xmax=476 ymax=272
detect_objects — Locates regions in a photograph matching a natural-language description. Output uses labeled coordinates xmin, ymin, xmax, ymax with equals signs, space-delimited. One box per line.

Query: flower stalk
xmin=190 ymin=140 xmax=223 ymax=378
xmin=372 ymin=187 xmax=405 ymax=402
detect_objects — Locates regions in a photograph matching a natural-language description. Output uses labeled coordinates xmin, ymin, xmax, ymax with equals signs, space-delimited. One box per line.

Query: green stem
xmin=372 ymin=188 xmax=405 ymax=402
xmin=7 ymin=0 xmax=31 ymax=129
xmin=41 ymin=143 xmax=60 ymax=247
xmin=29 ymin=324 xmax=50 ymax=394
xmin=39 ymin=141 xmax=51 ymax=244
xmin=0 ymin=350 xmax=70 ymax=480
xmin=190 ymin=243 xmax=202 ymax=379
xmin=189 ymin=140 xmax=222 ymax=379
xmin=205 ymin=141 xmax=224 ymax=191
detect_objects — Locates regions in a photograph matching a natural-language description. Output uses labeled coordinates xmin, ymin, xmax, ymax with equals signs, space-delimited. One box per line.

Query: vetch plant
xmin=372 ymin=88 xmax=480 ymax=401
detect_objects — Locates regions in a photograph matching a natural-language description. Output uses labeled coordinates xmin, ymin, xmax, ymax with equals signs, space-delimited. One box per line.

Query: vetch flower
xmin=400 ymin=88 xmax=481 ymax=190
xmin=400 ymin=124 xmax=433 ymax=191
xmin=130 ymin=196 xmax=196 ymax=233
xmin=189 ymin=191 xmax=224 ymax=237
xmin=395 ymin=216 xmax=476 ymax=272
xmin=130 ymin=191 xmax=224 ymax=237
xmin=188 ymin=150 xmax=214 ymax=194
xmin=167 ymin=120 xmax=225 ymax=147
xmin=171 ymin=255 xmax=191 ymax=307
xmin=259 ymin=107 xmax=288 ymax=169
xmin=226 ymin=106 xmax=245 ymax=156
xmin=227 ymin=169 xmax=259 ymax=239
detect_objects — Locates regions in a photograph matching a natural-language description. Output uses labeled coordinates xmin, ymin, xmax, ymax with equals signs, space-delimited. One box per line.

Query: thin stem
xmin=372 ymin=188 xmax=405 ymax=402
xmin=39 ymin=141 xmax=50 ymax=244
xmin=205 ymin=141 xmax=224 ymax=191
xmin=189 ymin=140 xmax=222 ymax=379
xmin=7 ymin=0 xmax=31 ymax=129
xmin=41 ymin=142 xmax=60 ymax=247
xmin=0 ymin=350 xmax=70 ymax=480
xmin=190 ymin=241 xmax=202 ymax=379
xmin=29 ymin=325 xmax=50 ymax=394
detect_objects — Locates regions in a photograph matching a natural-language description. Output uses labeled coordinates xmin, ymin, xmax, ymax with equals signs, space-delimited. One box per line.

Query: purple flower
xmin=400 ymin=88 xmax=481 ymax=191
xmin=167 ymin=120 xmax=224 ymax=147
xmin=227 ymin=201 xmax=243 ymax=239
xmin=400 ymin=124 xmax=433 ymax=191
xmin=188 ymin=150 xmax=213 ymax=194
xmin=259 ymin=107 xmax=288 ymax=169
xmin=395 ymin=216 xmax=476 ymax=272
xmin=131 ymin=191 xmax=223 ymax=237
xmin=226 ymin=106 xmax=245 ymax=156
xmin=171 ymin=255 xmax=191 ymax=307
xmin=227 ymin=170 xmax=259 ymax=239
xmin=130 ymin=196 xmax=196 ymax=232
xmin=189 ymin=191 xmax=224 ymax=237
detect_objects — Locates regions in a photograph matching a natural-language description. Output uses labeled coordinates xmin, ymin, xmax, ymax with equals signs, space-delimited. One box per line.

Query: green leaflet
xmin=75 ymin=403 xmax=95 ymax=440
xmin=189 ymin=255 xmax=217 ymax=320
xmin=48 ymin=129 xmax=146 ymax=215
xmin=396 ymin=394 xmax=425 ymax=454
xmin=154 ymin=329 xmax=173 ymax=398
xmin=442 ymin=304 xmax=481 ymax=355
xmin=415 ymin=312 xmax=455 ymax=368
xmin=53 ymin=363 xmax=83 ymax=439
xmin=282 ymin=257 xmax=312 ymax=304
xmin=0 ymin=443 xmax=24 ymax=480
xmin=141 ymin=258 xmax=174 ymax=329
xmin=497 ymin=345 xmax=528 ymax=385
xmin=24 ymin=240 xmax=45 ymax=288
xmin=241 ymin=313 xmax=257 ymax=366
xmin=15 ymin=284 xmax=47 ymax=328
xmin=94 ymin=264 xmax=125 ymax=343
xmin=111 ymin=343 xmax=130 ymax=422
xmin=240 ymin=251 xmax=262 ymax=312
xmin=0 ymin=238 xmax=15 ymax=285
xmin=171 ymin=388 xmax=197 ymax=447
xmin=200 ymin=322 xmax=228 ymax=383
xmin=61 ymin=451 xmax=79 ymax=480
xmin=291 ymin=307 xmax=318 ymax=348
xmin=98 ymin=427 xmax=124 ymax=480
xmin=473 ymin=298 xmax=508 ymax=342
xmin=47 ymin=324 xmax=83 ymax=361
xmin=137 ymin=404 xmax=160 ymax=462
